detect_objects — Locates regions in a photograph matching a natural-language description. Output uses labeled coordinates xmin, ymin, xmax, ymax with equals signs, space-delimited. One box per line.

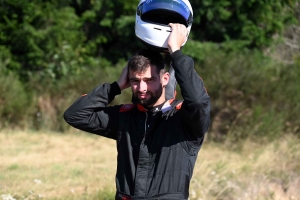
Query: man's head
xmin=127 ymin=49 xmax=169 ymax=107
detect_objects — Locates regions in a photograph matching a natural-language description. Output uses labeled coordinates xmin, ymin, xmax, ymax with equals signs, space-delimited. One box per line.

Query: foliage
xmin=0 ymin=0 xmax=299 ymax=140
xmin=71 ymin=0 xmax=143 ymax=62
xmin=190 ymin=44 xmax=300 ymax=142
xmin=22 ymin=58 xmax=131 ymax=131
xmin=189 ymin=0 xmax=298 ymax=49
xmin=0 ymin=0 xmax=298 ymax=79
xmin=0 ymin=0 xmax=90 ymax=81
xmin=0 ymin=58 xmax=33 ymax=128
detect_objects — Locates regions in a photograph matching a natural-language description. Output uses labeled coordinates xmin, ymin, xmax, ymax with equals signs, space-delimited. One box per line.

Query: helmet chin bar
xmin=139 ymin=39 xmax=169 ymax=53
xmin=135 ymin=22 xmax=188 ymax=52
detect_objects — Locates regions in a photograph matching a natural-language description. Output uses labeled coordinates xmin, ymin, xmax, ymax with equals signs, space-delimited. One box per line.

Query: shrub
xmin=0 ymin=61 xmax=34 ymax=129
xmin=25 ymin=58 xmax=132 ymax=132
xmin=190 ymin=44 xmax=300 ymax=142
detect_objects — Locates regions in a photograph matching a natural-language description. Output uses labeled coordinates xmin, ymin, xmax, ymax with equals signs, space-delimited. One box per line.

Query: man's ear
xmin=162 ymin=72 xmax=170 ymax=87
xmin=165 ymin=66 xmax=177 ymax=100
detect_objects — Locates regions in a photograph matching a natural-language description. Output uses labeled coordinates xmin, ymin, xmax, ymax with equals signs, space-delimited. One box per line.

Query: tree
xmin=189 ymin=0 xmax=298 ymax=49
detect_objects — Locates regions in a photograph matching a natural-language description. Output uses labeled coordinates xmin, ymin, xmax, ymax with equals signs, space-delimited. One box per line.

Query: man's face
xmin=129 ymin=65 xmax=166 ymax=107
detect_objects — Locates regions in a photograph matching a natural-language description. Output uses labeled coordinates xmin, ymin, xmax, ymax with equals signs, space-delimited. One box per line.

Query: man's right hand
xmin=117 ymin=65 xmax=130 ymax=91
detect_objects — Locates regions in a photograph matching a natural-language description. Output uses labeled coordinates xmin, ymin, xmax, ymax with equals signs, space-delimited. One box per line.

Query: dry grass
xmin=190 ymin=137 xmax=300 ymax=200
xmin=0 ymin=130 xmax=299 ymax=200
xmin=0 ymin=130 xmax=117 ymax=199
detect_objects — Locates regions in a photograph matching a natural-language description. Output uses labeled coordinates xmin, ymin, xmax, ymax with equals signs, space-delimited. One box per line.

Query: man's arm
xmin=171 ymin=51 xmax=210 ymax=138
xmin=63 ymin=82 xmax=121 ymax=139
xmin=64 ymin=63 xmax=130 ymax=139
xmin=168 ymin=23 xmax=210 ymax=141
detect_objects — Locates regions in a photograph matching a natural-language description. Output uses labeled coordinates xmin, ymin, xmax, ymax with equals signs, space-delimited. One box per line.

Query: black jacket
xmin=64 ymin=50 xmax=210 ymax=200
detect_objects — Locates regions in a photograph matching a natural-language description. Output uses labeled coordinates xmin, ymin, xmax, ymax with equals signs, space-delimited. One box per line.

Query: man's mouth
xmin=138 ymin=93 xmax=148 ymax=99
xmin=139 ymin=94 xmax=146 ymax=98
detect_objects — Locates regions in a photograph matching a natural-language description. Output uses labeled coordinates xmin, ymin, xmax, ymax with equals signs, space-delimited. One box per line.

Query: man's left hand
xmin=167 ymin=23 xmax=188 ymax=54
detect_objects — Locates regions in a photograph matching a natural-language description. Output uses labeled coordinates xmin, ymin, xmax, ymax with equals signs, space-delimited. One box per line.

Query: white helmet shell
xmin=135 ymin=0 xmax=193 ymax=51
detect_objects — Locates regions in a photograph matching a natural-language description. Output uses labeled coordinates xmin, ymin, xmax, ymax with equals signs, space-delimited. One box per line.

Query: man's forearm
xmin=170 ymin=50 xmax=208 ymax=103
xmin=63 ymin=82 xmax=121 ymax=134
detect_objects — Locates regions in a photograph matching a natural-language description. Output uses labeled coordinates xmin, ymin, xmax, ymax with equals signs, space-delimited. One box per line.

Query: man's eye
xmin=131 ymin=80 xmax=139 ymax=83
xmin=146 ymin=78 xmax=155 ymax=82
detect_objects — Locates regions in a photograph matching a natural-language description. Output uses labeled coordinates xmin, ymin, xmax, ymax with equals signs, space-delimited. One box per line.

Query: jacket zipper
xmin=140 ymin=112 xmax=148 ymax=148
xmin=144 ymin=112 xmax=148 ymax=137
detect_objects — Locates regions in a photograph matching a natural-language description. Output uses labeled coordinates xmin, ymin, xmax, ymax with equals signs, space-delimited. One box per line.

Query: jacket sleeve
xmin=63 ymin=81 xmax=121 ymax=140
xmin=171 ymin=50 xmax=211 ymax=142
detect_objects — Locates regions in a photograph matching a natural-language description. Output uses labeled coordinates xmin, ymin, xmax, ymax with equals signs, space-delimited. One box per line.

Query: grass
xmin=0 ymin=130 xmax=117 ymax=199
xmin=0 ymin=130 xmax=299 ymax=200
xmin=190 ymin=138 xmax=300 ymax=200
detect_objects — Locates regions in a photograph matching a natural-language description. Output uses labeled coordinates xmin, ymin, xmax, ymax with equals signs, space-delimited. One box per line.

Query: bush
xmin=25 ymin=58 xmax=132 ymax=132
xmin=189 ymin=44 xmax=300 ymax=142
xmin=0 ymin=61 xmax=34 ymax=129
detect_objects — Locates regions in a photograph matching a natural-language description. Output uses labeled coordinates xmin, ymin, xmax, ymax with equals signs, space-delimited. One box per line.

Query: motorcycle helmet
xmin=135 ymin=0 xmax=193 ymax=52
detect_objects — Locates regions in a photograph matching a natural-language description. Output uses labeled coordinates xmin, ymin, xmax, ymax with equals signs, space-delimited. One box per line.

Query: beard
xmin=132 ymin=85 xmax=163 ymax=106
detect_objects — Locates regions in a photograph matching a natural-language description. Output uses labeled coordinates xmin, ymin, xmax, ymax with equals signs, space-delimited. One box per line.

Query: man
xmin=64 ymin=23 xmax=210 ymax=200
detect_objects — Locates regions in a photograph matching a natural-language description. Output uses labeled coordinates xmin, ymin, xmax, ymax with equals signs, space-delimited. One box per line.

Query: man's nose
xmin=138 ymin=81 xmax=147 ymax=92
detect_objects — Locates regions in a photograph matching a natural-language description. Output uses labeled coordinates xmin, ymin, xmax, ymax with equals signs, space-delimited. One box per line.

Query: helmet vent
xmin=154 ymin=28 xmax=162 ymax=31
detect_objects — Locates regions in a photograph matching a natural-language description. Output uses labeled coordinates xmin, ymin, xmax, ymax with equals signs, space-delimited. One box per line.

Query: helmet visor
xmin=138 ymin=0 xmax=193 ymax=27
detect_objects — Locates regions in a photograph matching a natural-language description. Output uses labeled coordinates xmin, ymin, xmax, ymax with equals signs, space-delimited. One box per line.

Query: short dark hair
xmin=128 ymin=49 xmax=165 ymax=75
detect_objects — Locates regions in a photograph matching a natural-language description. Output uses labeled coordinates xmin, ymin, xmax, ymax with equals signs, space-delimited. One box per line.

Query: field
xmin=0 ymin=130 xmax=299 ymax=200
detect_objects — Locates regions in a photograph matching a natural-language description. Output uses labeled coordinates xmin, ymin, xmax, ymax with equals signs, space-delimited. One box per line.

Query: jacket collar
xmin=137 ymin=99 xmax=174 ymax=114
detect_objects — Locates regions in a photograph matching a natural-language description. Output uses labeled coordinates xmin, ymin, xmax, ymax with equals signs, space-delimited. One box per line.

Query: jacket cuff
xmin=170 ymin=50 xmax=184 ymax=61
xmin=111 ymin=81 xmax=121 ymax=96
